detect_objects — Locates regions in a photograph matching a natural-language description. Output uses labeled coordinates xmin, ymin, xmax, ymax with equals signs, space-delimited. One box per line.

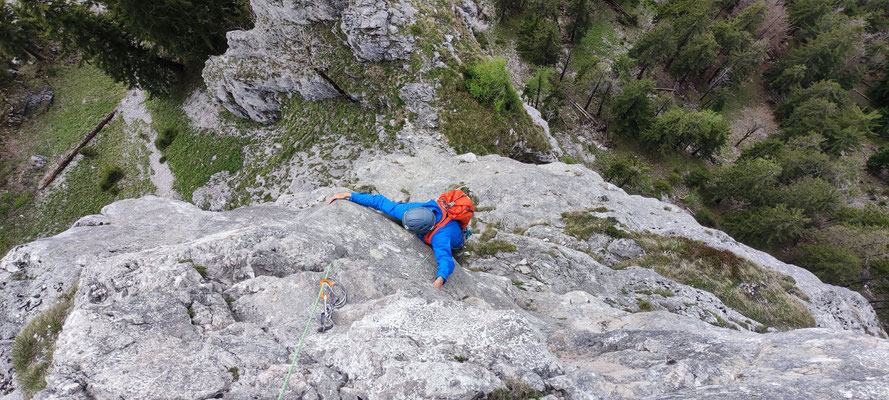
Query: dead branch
xmin=38 ymin=106 xmax=119 ymax=190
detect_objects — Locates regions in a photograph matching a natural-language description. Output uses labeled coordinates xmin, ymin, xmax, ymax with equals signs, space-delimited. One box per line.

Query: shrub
xmin=792 ymin=244 xmax=863 ymax=284
xmin=488 ymin=379 xmax=543 ymax=400
xmin=155 ymin=127 xmax=178 ymax=151
xmin=867 ymin=148 xmax=889 ymax=176
xmin=464 ymin=57 xmax=521 ymax=114
xmin=723 ymin=205 xmax=810 ymax=247
xmin=601 ymin=155 xmax=649 ymax=189
xmin=78 ymin=147 xmax=98 ymax=158
xmin=836 ymin=206 xmax=889 ymax=228
xmin=517 ymin=17 xmax=562 ymax=65
xmin=99 ymin=167 xmax=124 ymax=191
xmin=562 ymin=210 xmax=630 ymax=240
xmin=694 ymin=208 xmax=717 ymax=227
xmin=684 ymin=168 xmax=710 ymax=188
xmin=653 ymin=179 xmax=671 ymax=194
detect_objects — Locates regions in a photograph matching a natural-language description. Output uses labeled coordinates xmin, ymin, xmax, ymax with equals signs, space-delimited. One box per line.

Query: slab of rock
xmin=2 ymin=151 xmax=888 ymax=398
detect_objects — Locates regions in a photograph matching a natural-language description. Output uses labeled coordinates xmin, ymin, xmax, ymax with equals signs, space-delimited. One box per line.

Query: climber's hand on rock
xmin=433 ymin=277 xmax=445 ymax=290
xmin=327 ymin=192 xmax=350 ymax=205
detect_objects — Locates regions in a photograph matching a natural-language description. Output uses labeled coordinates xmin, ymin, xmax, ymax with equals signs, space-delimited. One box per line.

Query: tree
xmin=868 ymin=73 xmax=889 ymax=108
xmin=707 ymin=157 xmax=782 ymax=206
xmin=18 ymin=0 xmax=184 ymax=93
xmin=642 ymin=108 xmax=728 ymax=158
xmin=602 ymin=155 xmax=649 ymax=188
xmin=464 ymin=57 xmax=522 ymax=114
xmin=723 ymin=205 xmax=811 ymax=247
xmin=668 ymin=31 xmax=717 ymax=85
xmin=792 ymin=244 xmax=863 ymax=284
xmin=732 ymin=1 xmax=767 ymax=34
xmin=868 ymin=148 xmax=889 ymax=176
xmin=787 ymin=0 xmax=832 ymax=38
xmin=775 ymin=177 xmax=838 ymax=216
xmin=524 ymin=66 xmax=555 ymax=109
xmin=494 ymin=0 xmax=523 ymax=22
xmin=629 ymin=23 xmax=676 ymax=79
xmin=0 ymin=0 xmax=44 ymax=61
xmin=567 ymin=0 xmax=592 ymax=43
xmin=609 ymin=78 xmax=655 ymax=137
xmin=517 ymin=17 xmax=562 ymax=65
xmin=765 ymin=19 xmax=865 ymax=93
xmin=99 ymin=0 xmax=250 ymax=66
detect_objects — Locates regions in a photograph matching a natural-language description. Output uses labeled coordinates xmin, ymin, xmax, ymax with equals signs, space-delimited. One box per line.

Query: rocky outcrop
xmin=2 ymin=151 xmax=887 ymax=399
xmin=204 ymin=0 xmax=418 ymax=124
xmin=340 ymin=0 xmax=417 ymax=62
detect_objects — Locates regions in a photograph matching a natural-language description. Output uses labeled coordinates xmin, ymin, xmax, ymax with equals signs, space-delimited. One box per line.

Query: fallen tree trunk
xmin=38 ymin=106 xmax=119 ymax=190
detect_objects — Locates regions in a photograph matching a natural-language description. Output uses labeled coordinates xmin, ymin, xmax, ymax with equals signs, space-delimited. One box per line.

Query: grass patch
xmin=193 ymin=264 xmax=207 ymax=278
xmin=453 ymin=355 xmax=468 ymax=362
xmin=562 ymin=210 xmax=630 ymax=240
xmin=467 ymin=226 xmax=517 ymax=257
xmin=488 ymin=378 xmax=545 ymax=400
xmin=628 ymin=235 xmax=815 ymax=330
xmin=1 ymin=64 xmax=151 ymax=258
xmin=228 ymin=367 xmax=239 ymax=381
xmin=636 ymin=298 xmax=654 ymax=311
xmin=11 ymin=287 xmax=77 ymax=399
xmin=653 ymin=288 xmax=675 ymax=297
xmin=146 ymin=93 xmax=246 ymax=202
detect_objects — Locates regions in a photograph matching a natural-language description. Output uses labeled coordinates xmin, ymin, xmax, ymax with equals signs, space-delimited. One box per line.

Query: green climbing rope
xmin=277 ymin=260 xmax=334 ymax=400
xmin=405 ymin=254 xmax=430 ymax=278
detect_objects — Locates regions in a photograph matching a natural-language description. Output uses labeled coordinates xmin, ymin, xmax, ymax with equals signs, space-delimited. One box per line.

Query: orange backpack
xmin=422 ymin=190 xmax=475 ymax=244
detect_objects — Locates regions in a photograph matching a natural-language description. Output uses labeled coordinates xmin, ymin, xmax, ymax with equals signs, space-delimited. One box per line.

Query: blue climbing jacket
xmin=349 ymin=192 xmax=464 ymax=283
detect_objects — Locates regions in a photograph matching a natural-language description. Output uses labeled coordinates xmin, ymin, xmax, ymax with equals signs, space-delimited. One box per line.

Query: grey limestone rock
xmin=2 ymin=151 xmax=889 ymax=398
xmin=340 ymin=0 xmax=417 ymax=62
xmin=204 ymin=0 xmax=417 ymax=124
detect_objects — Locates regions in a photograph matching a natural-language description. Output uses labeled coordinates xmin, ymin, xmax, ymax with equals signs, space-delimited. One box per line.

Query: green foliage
xmin=517 ymin=16 xmax=562 ymax=65
xmin=836 ymin=206 xmax=889 ymax=228
xmin=723 ymin=205 xmax=810 ymax=247
xmin=193 ymin=264 xmax=207 ymax=278
xmin=609 ymin=78 xmax=655 ymax=137
xmin=868 ymin=148 xmax=889 ymax=176
xmin=154 ymin=127 xmax=178 ymax=151
xmin=567 ymin=0 xmax=593 ymax=43
xmin=523 ymin=66 xmax=555 ymax=109
xmin=684 ymin=168 xmax=711 ymax=188
xmin=99 ymin=167 xmax=124 ymax=192
xmin=12 ymin=288 xmax=76 ymax=399
xmin=765 ymin=16 xmax=864 ymax=93
xmin=562 ymin=210 xmax=630 ymax=240
xmin=792 ymin=244 xmax=863 ymax=284
xmin=228 ymin=367 xmax=239 ymax=382
xmin=774 ymin=177 xmax=837 ymax=216
xmin=668 ymin=31 xmax=718 ymax=83
xmin=464 ymin=57 xmax=521 ymax=114
xmin=707 ymin=158 xmax=781 ymax=205
xmin=601 ymin=154 xmax=649 ymax=189
xmin=778 ymin=91 xmax=876 ymax=155
xmin=19 ymin=0 xmax=184 ymax=94
xmin=642 ymin=108 xmax=729 ymax=158
xmin=101 ymin=0 xmax=251 ymax=66
xmin=695 ymin=208 xmax=717 ymax=227
xmin=0 ymin=0 xmax=43 ymax=61
xmin=629 ymin=23 xmax=677 ymax=79
xmin=468 ymin=227 xmax=517 ymax=257
xmin=868 ymin=73 xmax=889 ymax=108
xmin=653 ymin=179 xmax=671 ymax=194
xmin=453 ymin=355 xmax=468 ymax=362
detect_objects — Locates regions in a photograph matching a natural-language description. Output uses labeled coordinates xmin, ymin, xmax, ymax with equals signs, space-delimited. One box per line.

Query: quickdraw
xmin=318 ymin=278 xmax=347 ymax=332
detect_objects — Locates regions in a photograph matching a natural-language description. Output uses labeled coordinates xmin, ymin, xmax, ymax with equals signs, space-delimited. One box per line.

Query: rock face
xmin=2 ymin=151 xmax=888 ymax=399
xmin=203 ymin=0 xmax=417 ymax=124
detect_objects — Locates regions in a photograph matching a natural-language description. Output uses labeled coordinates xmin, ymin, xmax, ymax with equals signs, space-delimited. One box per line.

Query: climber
xmin=327 ymin=190 xmax=474 ymax=290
